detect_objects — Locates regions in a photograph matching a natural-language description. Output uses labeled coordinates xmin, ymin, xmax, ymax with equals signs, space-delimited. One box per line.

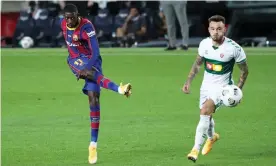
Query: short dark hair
xmin=208 ymin=15 xmax=225 ymax=24
xmin=64 ymin=4 xmax=78 ymax=13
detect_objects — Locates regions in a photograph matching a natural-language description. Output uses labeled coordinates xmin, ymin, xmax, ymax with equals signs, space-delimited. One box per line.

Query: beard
xmin=211 ymin=35 xmax=224 ymax=43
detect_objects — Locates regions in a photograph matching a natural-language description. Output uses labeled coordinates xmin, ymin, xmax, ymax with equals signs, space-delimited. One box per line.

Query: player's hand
xmin=182 ymin=82 xmax=191 ymax=94
xmin=77 ymin=69 xmax=89 ymax=80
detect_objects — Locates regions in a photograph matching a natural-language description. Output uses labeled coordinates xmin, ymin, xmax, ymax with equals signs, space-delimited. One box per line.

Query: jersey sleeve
xmin=198 ymin=40 xmax=205 ymax=57
xmin=59 ymin=17 xmax=64 ymax=29
xmin=234 ymin=47 xmax=246 ymax=64
xmin=81 ymin=23 xmax=100 ymax=67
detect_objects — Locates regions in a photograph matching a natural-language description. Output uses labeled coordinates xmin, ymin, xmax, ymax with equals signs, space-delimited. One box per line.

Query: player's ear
xmin=223 ymin=25 xmax=227 ymax=33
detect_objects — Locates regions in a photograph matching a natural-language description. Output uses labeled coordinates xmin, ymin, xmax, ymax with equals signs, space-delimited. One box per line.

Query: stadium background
xmin=1 ymin=1 xmax=276 ymax=47
xmin=2 ymin=1 xmax=276 ymax=166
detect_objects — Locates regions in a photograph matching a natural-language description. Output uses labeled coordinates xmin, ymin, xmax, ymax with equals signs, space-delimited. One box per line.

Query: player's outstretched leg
xmin=88 ymin=92 xmax=100 ymax=164
xmin=187 ymin=99 xmax=215 ymax=162
xmin=78 ymin=68 xmax=132 ymax=97
xmin=202 ymin=117 xmax=219 ymax=155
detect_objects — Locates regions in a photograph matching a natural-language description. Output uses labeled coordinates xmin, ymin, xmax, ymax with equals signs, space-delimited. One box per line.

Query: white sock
xmin=118 ymin=86 xmax=124 ymax=94
xmin=207 ymin=118 xmax=215 ymax=139
xmin=90 ymin=141 xmax=97 ymax=147
xmin=193 ymin=115 xmax=210 ymax=151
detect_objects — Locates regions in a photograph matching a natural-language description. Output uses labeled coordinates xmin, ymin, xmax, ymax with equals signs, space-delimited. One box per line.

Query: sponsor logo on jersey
xmin=66 ymin=41 xmax=80 ymax=47
xmin=206 ymin=62 xmax=222 ymax=71
xmin=87 ymin=31 xmax=95 ymax=37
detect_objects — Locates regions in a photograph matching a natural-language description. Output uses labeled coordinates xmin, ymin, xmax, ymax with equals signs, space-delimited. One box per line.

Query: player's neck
xmin=212 ymin=36 xmax=225 ymax=47
xmin=74 ymin=17 xmax=81 ymax=27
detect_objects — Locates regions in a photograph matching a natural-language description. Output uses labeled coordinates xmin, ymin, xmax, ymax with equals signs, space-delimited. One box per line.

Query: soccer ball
xmin=221 ymin=85 xmax=243 ymax=107
xmin=20 ymin=36 xmax=34 ymax=49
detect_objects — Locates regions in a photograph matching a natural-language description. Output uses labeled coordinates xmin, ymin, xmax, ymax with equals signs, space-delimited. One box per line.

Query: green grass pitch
xmin=1 ymin=48 xmax=276 ymax=166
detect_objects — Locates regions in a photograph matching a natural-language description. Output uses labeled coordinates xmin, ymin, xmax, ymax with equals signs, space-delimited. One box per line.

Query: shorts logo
xmin=206 ymin=62 xmax=222 ymax=71
xmin=220 ymin=53 xmax=224 ymax=58
xmin=73 ymin=34 xmax=78 ymax=41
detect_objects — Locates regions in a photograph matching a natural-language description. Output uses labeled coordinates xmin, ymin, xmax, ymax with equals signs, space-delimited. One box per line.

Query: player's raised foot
xmin=187 ymin=148 xmax=199 ymax=163
xmin=118 ymin=83 xmax=132 ymax=97
xmin=201 ymin=133 xmax=220 ymax=155
xmin=88 ymin=145 xmax=97 ymax=164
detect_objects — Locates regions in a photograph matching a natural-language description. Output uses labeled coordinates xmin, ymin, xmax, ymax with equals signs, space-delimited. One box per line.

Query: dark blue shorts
xmin=67 ymin=56 xmax=102 ymax=95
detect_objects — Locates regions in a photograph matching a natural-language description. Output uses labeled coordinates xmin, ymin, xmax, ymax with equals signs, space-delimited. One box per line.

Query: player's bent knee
xmin=200 ymin=99 xmax=215 ymax=115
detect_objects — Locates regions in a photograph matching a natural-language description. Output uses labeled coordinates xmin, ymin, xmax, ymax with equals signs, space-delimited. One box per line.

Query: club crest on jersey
xmin=73 ymin=34 xmax=78 ymax=41
xmin=220 ymin=53 xmax=224 ymax=58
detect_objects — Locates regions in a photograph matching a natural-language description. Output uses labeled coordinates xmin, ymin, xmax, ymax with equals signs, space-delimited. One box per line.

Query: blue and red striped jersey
xmin=60 ymin=17 xmax=101 ymax=66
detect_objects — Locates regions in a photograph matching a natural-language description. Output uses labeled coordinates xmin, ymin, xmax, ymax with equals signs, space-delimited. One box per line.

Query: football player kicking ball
xmin=60 ymin=4 xmax=132 ymax=164
xmin=182 ymin=15 xmax=249 ymax=162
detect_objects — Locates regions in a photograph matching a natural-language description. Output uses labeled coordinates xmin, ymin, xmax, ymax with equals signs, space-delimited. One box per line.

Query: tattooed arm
xmin=237 ymin=61 xmax=249 ymax=89
xmin=186 ymin=55 xmax=204 ymax=83
xmin=182 ymin=55 xmax=204 ymax=94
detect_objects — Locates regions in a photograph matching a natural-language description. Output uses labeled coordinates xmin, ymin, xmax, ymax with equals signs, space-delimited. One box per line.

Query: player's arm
xmin=182 ymin=40 xmax=205 ymax=93
xmin=186 ymin=41 xmax=205 ymax=84
xmin=186 ymin=55 xmax=204 ymax=84
xmin=82 ymin=23 xmax=100 ymax=67
xmin=237 ymin=61 xmax=249 ymax=90
xmin=182 ymin=55 xmax=203 ymax=93
xmin=235 ymin=47 xmax=249 ymax=90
